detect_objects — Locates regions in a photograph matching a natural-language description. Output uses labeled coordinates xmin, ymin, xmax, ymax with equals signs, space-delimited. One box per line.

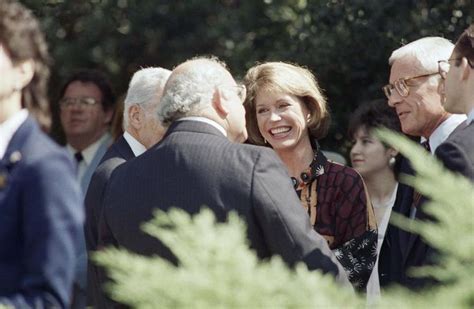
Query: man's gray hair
xmin=123 ymin=67 xmax=171 ymax=129
xmin=158 ymin=56 xmax=229 ymax=126
xmin=389 ymin=37 xmax=454 ymax=84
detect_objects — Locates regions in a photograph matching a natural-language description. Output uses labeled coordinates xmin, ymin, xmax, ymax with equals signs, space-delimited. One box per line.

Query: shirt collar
xmin=67 ymin=132 xmax=110 ymax=165
xmin=178 ymin=116 xmax=227 ymax=137
xmin=123 ymin=131 xmax=146 ymax=156
xmin=467 ymin=108 xmax=474 ymax=125
xmin=0 ymin=109 xmax=28 ymax=159
xmin=421 ymin=114 xmax=467 ymax=154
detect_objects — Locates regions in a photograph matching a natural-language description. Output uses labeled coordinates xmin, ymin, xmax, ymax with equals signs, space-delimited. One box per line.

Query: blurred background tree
xmin=23 ymin=0 xmax=473 ymax=151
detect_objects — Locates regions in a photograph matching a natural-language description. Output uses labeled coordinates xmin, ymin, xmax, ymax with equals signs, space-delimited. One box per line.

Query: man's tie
xmin=409 ymin=140 xmax=430 ymax=219
xmin=74 ymin=152 xmax=83 ymax=163
xmin=421 ymin=140 xmax=431 ymax=153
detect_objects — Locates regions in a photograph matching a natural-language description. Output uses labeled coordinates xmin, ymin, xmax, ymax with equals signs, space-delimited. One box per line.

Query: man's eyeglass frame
xmin=438 ymin=57 xmax=474 ymax=79
xmin=59 ymin=97 xmax=100 ymax=110
xmin=382 ymin=72 xmax=439 ymax=100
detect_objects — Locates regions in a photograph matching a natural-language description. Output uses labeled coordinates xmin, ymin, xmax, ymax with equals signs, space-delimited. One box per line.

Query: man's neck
xmin=423 ymin=112 xmax=450 ymax=139
xmin=68 ymin=128 xmax=108 ymax=151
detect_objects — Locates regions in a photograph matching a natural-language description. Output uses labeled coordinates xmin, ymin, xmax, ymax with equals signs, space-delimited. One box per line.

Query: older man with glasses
xmin=378 ymin=37 xmax=466 ymax=290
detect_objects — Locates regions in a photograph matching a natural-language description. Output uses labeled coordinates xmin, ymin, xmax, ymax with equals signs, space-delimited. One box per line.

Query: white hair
xmin=389 ymin=37 xmax=454 ymax=85
xmin=123 ymin=67 xmax=171 ymax=129
xmin=158 ymin=57 xmax=229 ymax=126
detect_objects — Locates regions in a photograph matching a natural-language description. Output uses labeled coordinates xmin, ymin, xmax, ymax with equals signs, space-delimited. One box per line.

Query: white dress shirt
xmin=178 ymin=116 xmax=227 ymax=137
xmin=0 ymin=109 xmax=28 ymax=159
xmin=67 ymin=133 xmax=110 ymax=181
xmin=466 ymin=108 xmax=474 ymax=125
xmin=421 ymin=114 xmax=466 ymax=154
xmin=123 ymin=131 xmax=146 ymax=157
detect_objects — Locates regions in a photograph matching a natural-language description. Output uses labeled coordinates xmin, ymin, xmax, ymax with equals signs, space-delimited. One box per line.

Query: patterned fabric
xmin=293 ymin=143 xmax=378 ymax=290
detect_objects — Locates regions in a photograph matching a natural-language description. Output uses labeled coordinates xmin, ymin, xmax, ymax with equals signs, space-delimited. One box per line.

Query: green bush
xmin=95 ymin=130 xmax=474 ymax=308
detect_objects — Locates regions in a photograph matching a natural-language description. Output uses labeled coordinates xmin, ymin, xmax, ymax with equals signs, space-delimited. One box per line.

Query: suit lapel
xmin=0 ymin=117 xmax=35 ymax=191
xmin=114 ymin=135 xmax=135 ymax=160
xmin=3 ymin=117 xmax=35 ymax=161
xmin=80 ymin=133 xmax=112 ymax=194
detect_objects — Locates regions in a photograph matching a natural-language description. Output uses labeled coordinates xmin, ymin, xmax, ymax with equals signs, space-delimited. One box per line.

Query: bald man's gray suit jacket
xmin=99 ymin=120 xmax=348 ymax=285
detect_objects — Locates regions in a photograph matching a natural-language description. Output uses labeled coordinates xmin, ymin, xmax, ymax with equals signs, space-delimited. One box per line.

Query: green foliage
xmin=375 ymin=128 xmax=474 ymax=308
xmin=94 ymin=208 xmax=360 ymax=308
xmin=95 ymin=131 xmax=474 ymax=308
xmin=21 ymin=1 xmax=473 ymax=150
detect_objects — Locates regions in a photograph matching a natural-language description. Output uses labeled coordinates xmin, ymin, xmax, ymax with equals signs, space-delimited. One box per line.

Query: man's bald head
xmin=158 ymin=56 xmax=236 ymax=125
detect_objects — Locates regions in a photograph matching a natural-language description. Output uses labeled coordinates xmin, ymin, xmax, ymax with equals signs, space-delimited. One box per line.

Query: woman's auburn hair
xmin=243 ymin=61 xmax=330 ymax=146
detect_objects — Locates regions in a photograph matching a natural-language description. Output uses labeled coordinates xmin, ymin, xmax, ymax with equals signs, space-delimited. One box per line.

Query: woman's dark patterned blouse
xmin=293 ymin=148 xmax=378 ymax=290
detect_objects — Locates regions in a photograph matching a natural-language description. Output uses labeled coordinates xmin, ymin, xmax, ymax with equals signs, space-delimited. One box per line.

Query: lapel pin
xmin=9 ymin=151 xmax=22 ymax=164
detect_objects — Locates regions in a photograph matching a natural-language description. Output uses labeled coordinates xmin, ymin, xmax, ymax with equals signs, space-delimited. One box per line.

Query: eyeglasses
xmin=382 ymin=72 xmax=439 ymax=99
xmin=222 ymin=84 xmax=246 ymax=102
xmin=59 ymin=97 xmax=100 ymax=110
xmin=234 ymin=84 xmax=247 ymax=102
xmin=439 ymin=58 xmax=474 ymax=77
xmin=438 ymin=58 xmax=468 ymax=79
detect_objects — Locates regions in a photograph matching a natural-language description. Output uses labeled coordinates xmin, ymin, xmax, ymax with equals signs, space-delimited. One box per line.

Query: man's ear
xmin=461 ymin=57 xmax=471 ymax=80
xmin=127 ymin=105 xmax=142 ymax=128
xmin=15 ymin=59 xmax=35 ymax=90
xmin=212 ymin=87 xmax=229 ymax=118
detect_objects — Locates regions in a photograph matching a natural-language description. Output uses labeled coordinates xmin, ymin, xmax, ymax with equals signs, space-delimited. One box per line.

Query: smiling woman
xmin=243 ymin=62 xmax=378 ymax=290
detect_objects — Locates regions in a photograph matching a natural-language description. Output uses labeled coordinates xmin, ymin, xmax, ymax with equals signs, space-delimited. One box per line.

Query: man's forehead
xmin=64 ymin=81 xmax=102 ymax=96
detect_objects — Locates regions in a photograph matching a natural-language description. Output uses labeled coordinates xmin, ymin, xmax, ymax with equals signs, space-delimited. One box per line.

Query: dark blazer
xmin=99 ymin=120 xmax=348 ymax=286
xmin=435 ymin=121 xmax=474 ymax=181
xmin=379 ymin=121 xmax=473 ymax=288
xmin=84 ymin=135 xmax=134 ymax=308
xmin=0 ymin=117 xmax=83 ymax=308
xmin=378 ymin=157 xmax=415 ymax=287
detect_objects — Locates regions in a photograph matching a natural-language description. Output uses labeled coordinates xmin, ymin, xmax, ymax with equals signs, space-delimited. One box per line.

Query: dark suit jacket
xmin=0 ymin=117 xmax=83 ymax=308
xmin=380 ymin=122 xmax=473 ymax=288
xmin=435 ymin=121 xmax=474 ymax=181
xmin=99 ymin=120 xmax=347 ymax=288
xmin=378 ymin=156 xmax=416 ymax=287
xmin=84 ymin=135 xmax=134 ymax=308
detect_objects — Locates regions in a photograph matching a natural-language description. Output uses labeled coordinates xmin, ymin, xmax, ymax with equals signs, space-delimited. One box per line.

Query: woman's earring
xmin=13 ymin=81 xmax=22 ymax=92
xmin=389 ymin=156 xmax=396 ymax=167
xmin=264 ymin=138 xmax=268 ymax=144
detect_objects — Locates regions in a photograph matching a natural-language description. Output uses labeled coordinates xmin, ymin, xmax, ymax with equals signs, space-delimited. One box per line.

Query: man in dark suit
xmin=56 ymin=69 xmax=118 ymax=308
xmin=98 ymin=57 xmax=349 ymax=296
xmin=0 ymin=2 xmax=83 ymax=307
xmin=85 ymin=67 xmax=171 ymax=307
xmin=379 ymin=37 xmax=467 ymax=288
xmin=436 ymin=24 xmax=474 ymax=181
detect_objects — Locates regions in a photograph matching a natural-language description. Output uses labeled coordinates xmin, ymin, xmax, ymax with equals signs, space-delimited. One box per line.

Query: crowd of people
xmin=1 ymin=0 xmax=473 ymax=308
